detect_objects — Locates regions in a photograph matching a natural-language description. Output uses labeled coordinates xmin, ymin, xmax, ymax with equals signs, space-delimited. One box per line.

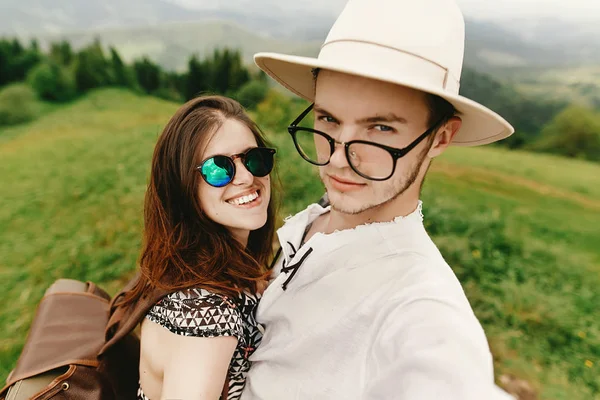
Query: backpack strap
xmin=98 ymin=275 xmax=170 ymax=356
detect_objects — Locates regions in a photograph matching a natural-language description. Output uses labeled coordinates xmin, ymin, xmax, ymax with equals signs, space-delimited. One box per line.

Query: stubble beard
xmin=327 ymin=146 xmax=430 ymax=216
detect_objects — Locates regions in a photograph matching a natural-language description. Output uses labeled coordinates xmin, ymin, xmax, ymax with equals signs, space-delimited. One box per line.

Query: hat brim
xmin=255 ymin=52 xmax=514 ymax=147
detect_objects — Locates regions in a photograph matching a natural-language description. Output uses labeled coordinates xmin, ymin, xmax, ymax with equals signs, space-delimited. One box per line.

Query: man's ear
xmin=428 ymin=116 xmax=462 ymax=158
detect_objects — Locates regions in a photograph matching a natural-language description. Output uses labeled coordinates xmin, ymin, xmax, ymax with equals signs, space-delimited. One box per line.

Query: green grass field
xmin=1 ymin=89 xmax=599 ymax=399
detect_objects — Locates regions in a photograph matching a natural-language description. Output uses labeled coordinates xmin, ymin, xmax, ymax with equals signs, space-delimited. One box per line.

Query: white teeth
xmin=228 ymin=191 xmax=259 ymax=205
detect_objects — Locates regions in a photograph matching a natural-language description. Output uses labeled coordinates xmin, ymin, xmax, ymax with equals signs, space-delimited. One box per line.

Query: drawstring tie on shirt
xmin=280 ymin=241 xmax=313 ymax=291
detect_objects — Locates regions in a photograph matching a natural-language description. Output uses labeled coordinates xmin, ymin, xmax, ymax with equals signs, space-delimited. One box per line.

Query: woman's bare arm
xmin=160 ymin=334 xmax=237 ymax=400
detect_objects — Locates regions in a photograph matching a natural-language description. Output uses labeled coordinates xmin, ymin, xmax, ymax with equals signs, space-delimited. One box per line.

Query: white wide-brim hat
xmin=255 ymin=0 xmax=514 ymax=146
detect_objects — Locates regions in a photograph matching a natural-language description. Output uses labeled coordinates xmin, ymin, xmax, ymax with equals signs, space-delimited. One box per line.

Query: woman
xmin=124 ymin=95 xmax=277 ymax=400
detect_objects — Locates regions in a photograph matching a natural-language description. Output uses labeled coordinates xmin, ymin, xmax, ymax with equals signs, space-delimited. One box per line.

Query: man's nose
xmin=328 ymin=128 xmax=358 ymax=169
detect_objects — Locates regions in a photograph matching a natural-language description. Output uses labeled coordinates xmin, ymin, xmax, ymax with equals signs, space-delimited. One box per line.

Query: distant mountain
xmin=0 ymin=0 xmax=336 ymax=41
xmin=26 ymin=20 xmax=321 ymax=72
xmin=463 ymin=20 xmax=560 ymax=69
xmin=18 ymin=20 xmax=586 ymax=74
xmin=1 ymin=0 xmax=598 ymax=71
xmin=497 ymin=17 xmax=600 ymax=66
xmin=0 ymin=0 xmax=199 ymax=35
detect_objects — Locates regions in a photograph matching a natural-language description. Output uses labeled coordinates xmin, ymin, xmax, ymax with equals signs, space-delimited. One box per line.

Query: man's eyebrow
xmin=313 ymin=105 xmax=334 ymax=117
xmin=357 ymin=113 xmax=408 ymax=125
xmin=313 ymin=105 xmax=407 ymax=124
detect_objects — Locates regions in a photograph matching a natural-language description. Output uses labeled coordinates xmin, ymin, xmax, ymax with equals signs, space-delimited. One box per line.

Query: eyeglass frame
xmin=287 ymin=103 xmax=445 ymax=181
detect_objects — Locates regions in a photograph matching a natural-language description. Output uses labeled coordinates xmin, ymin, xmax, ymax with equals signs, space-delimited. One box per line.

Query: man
xmin=242 ymin=0 xmax=515 ymax=398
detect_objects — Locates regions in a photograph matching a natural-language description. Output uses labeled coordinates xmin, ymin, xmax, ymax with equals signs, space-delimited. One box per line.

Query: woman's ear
xmin=428 ymin=116 xmax=462 ymax=158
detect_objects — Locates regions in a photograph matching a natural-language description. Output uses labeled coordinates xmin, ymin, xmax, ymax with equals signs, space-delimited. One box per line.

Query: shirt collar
xmin=277 ymin=200 xmax=424 ymax=255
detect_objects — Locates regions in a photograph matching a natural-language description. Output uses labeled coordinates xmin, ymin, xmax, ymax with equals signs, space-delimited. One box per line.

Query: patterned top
xmin=138 ymin=288 xmax=262 ymax=400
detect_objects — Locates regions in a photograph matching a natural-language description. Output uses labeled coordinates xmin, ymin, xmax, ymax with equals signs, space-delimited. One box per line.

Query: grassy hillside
xmin=1 ymin=89 xmax=599 ymax=399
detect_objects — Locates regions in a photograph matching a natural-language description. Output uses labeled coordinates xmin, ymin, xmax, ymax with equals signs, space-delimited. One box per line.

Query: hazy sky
xmin=173 ymin=0 xmax=599 ymax=22
xmin=456 ymin=0 xmax=598 ymax=22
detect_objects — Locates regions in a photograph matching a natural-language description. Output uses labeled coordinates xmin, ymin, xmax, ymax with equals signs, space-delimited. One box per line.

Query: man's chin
xmin=327 ymin=189 xmax=369 ymax=215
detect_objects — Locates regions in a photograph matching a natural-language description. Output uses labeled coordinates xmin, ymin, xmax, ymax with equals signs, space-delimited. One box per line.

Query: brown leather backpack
xmin=0 ymin=277 xmax=171 ymax=400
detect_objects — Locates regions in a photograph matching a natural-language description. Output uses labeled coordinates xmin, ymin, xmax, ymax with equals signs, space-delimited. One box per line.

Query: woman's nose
xmin=232 ymin=158 xmax=253 ymax=185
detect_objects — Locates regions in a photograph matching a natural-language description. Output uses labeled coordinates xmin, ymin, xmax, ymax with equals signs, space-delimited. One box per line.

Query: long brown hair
xmin=123 ymin=95 xmax=277 ymax=305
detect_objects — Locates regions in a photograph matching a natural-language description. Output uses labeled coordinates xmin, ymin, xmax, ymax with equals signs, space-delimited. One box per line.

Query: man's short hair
xmin=425 ymin=93 xmax=456 ymax=127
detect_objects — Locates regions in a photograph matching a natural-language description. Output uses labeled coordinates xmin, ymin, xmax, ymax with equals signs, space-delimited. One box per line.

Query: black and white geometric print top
xmin=137 ymin=287 xmax=262 ymax=400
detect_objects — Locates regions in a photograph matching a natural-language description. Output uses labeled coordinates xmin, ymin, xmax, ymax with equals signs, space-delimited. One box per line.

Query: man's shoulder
xmin=373 ymin=250 xmax=472 ymax=310
xmin=372 ymin=254 xmax=486 ymax=346
xmin=374 ymin=242 xmax=452 ymax=279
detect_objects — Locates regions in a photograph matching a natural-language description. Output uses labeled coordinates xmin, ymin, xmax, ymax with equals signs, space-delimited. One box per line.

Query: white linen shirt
xmin=241 ymin=202 xmax=514 ymax=400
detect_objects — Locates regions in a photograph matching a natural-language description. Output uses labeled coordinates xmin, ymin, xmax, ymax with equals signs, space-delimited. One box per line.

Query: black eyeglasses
xmin=287 ymin=104 xmax=442 ymax=181
xmin=196 ymin=147 xmax=276 ymax=187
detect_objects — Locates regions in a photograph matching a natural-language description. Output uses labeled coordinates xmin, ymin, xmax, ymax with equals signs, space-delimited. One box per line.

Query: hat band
xmin=318 ymin=39 xmax=460 ymax=94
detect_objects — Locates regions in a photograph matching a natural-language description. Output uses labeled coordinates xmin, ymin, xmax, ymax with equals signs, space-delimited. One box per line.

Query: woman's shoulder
xmin=146 ymin=287 xmax=246 ymax=339
xmin=163 ymin=287 xmax=236 ymax=306
xmin=163 ymin=287 xmax=260 ymax=308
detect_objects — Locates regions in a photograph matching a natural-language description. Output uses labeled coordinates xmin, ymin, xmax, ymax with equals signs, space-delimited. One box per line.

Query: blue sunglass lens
xmin=201 ymin=156 xmax=234 ymax=187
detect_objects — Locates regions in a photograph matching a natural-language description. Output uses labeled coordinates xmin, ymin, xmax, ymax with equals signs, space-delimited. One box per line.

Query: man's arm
xmin=363 ymin=297 xmax=514 ymax=400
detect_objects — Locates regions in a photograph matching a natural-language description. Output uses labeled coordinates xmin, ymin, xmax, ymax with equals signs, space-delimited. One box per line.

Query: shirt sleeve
xmin=363 ymin=295 xmax=515 ymax=400
xmin=146 ymin=288 xmax=245 ymax=343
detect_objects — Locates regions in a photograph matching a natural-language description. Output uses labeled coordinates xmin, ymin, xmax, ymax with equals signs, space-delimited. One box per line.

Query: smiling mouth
xmin=227 ymin=190 xmax=260 ymax=206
